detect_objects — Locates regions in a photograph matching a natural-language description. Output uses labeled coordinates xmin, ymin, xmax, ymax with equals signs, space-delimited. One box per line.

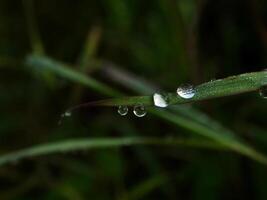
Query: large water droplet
xmin=259 ymin=86 xmax=267 ymax=99
xmin=133 ymin=104 xmax=147 ymax=117
xmin=153 ymin=93 xmax=169 ymax=108
xmin=176 ymin=84 xmax=196 ymax=99
xmin=118 ymin=105 xmax=128 ymax=116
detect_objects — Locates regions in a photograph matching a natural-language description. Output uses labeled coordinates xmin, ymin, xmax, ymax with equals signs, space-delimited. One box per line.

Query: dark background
xmin=0 ymin=0 xmax=267 ymax=199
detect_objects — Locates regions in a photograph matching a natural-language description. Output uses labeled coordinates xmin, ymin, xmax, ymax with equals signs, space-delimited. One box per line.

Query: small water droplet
xmin=176 ymin=84 xmax=196 ymax=99
xmin=133 ymin=104 xmax=147 ymax=117
xmin=58 ymin=111 xmax=72 ymax=125
xmin=153 ymin=93 xmax=169 ymax=108
xmin=259 ymin=86 xmax=267 ymax=99
xmin=118 ymin=105 xmax=128 ymax=116
xmin=64 ymin=111 xmax=72 ymax=117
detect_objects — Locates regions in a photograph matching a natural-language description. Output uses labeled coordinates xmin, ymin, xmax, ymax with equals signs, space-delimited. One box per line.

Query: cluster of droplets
xmin=60 ymin=75 xmax=266 ymax=121
xmin=118 ymin=104 xmax=147 ymax=117
xmin=118 ymin=84 xmax=196 ymax=117
xmin=152 ymin=84 xmax=196 ymax=109
xmin=59 ymin=84 xmax=197 ymax=122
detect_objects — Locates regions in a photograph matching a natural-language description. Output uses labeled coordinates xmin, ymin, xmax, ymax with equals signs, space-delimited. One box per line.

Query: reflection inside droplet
xmin=176 ymin=84 xmax=196 ymax=99
xmin=118 ymin=105 xmax=128 ymax=116
xmin=153 ymin=93 xmax=169 ymax=108
xmin=133 ymin=104 xmax=147 ymax=117
xmin=64 ymin=111 xmax=72 ymax=117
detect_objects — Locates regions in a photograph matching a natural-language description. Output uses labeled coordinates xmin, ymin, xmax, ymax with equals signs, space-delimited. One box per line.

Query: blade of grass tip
xmin=26 ymin=55 xmax=121 ymax=97
xmin=0 ymin=137 xmax=227 ymax=166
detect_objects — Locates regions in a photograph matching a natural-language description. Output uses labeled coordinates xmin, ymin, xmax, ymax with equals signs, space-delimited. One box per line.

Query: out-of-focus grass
xmin=0 ymin=137 xmax=228 ymax=166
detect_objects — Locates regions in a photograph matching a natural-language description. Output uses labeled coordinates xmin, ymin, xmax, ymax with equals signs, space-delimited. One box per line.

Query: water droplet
xmin=58 ymin=111 xmax=72 ymax=125
xmin=153 ymin=93 xmax=169 ymax=108
xmin=64 ymin=111 xmax=72 ymax=117
xmin=133 ymin=104 xmax=147 ymax=117
xmin=118 ymin=105 xmax=128 ymax=116
xmin=259 ymin=86 xmax=267 ymax=99
xmin=176 ymin=84 xmax=196 ymax=99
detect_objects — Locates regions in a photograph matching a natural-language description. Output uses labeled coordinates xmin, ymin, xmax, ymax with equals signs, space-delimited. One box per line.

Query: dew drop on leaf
xmin=118 ymin=105 xmax=128 ymax=116
xmin=153 ymin=93 xmax=169 ymax=108
xmin=133 ymin=104 xmax=147 ymax=117
xmin=176 ymin=84 xmax=196 ymax=99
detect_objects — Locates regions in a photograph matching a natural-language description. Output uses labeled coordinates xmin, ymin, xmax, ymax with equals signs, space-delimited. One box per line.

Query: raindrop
xmin=153 ymin=93 xmax=169 ymax=108
xmin=259 ymin=86 xmax=267 ymax=99
xmin=118 ymin=105 xmax=128 ymax=116
xmin=133 ymin=104 xmax=147 ymax=117
xmin=176 ymin=84 xmax=196 ymax=99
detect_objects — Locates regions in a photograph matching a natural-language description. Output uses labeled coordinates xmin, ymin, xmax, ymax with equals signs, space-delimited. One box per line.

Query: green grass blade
xmin=0 ymin=138 xmax=226 ymax=166
xmin=78 ymin=71 xmax=267 ymax=107
xmin=24 ymin=54 xmax=267 ymax=165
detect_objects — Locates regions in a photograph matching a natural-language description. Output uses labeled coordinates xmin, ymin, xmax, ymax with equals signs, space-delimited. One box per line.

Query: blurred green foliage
xmin=0 ymin=0 xmax=267 ymax=199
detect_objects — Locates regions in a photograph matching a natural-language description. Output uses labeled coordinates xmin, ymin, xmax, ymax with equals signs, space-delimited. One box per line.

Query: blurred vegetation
xmin=0 ymin=0 xmax=267 ymax=199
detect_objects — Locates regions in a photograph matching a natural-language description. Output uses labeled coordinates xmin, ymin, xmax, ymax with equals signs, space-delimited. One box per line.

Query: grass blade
xmin=72 ymin=71 xmax=267 ymax=107
xmin=0 ymin=138 xmax=226 ymax=166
